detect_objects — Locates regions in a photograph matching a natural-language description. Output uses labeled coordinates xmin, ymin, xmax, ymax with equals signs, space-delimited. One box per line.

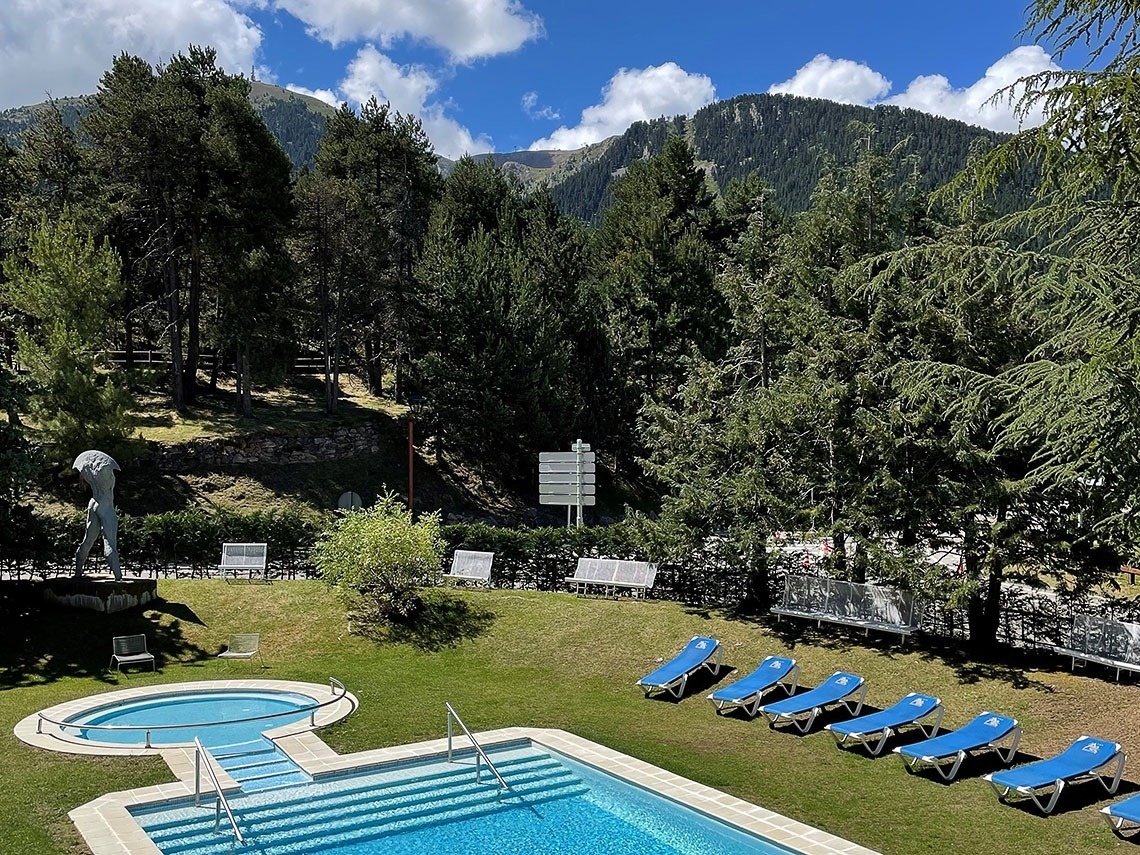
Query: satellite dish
xmin=337 ymin=491 xmax=363 ymax=510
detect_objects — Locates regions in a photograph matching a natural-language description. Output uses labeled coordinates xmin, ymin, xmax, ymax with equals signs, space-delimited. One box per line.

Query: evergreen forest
xmin=2 ymin=0 xmax=1140 ymax=651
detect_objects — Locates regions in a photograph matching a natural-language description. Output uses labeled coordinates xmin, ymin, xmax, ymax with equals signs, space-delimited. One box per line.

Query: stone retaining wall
xmin=148 ymin=423 xmax=384 ymax=470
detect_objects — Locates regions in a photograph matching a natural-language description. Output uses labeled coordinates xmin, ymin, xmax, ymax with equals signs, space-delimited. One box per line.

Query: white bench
xmin=565 ymin=558 xmax=657 ymax=597
xmin=220 ymin=542 xmax=268 ymax=581
xmin=443 ymin=550 xmax=494 ymax=586
xmin=772 ymin=575 xmax=919 ymax=640
xmin=1055 ymin=614 xmax=1140 ymax=680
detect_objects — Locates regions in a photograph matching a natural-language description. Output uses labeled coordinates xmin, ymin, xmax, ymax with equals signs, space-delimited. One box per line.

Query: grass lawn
xmin=2 ymin=581 xmax=1137 ymax=854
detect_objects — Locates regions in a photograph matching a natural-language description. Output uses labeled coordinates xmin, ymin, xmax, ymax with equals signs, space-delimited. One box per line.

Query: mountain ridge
xmin=2 ymin=83 xmax=1018 ymax=219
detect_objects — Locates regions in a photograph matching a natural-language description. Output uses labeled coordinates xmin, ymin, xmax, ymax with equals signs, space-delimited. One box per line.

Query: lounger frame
xmin=639 ymin=637 xmax=722 ymax=700
xmin=707 ymin=657 xmax=800 ymax=717
xmin=895 ymin=714 xmax=1022 ymax=781
xmin=759 ymin=672 xmax=867 ymax=734
xmin=985 ymin=737 xmax=1126 ymax=814
xmin=1101 ymin=795 xmax=1140 ymax=837
xmin=826 ymin=693 xmax=944 ymax=756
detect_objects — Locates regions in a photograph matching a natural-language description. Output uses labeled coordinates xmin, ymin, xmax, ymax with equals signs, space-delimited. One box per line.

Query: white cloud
xmin=529 ymin=63 xmax=715 ymax=151
xmin=272 ymin=0 xmax=542 ymax=61
xmin=884 ymin=46 xmax=1060 ymax=132
xmin=768 ymin=54 xmax=891 ymax=105
xmin=521 ymin=91 xmax=558 ymax=121
xmin=334 ymin=45 xmax=491 ymax=159
xmin=0 ymin=0 xmax=262 ymax=109
xmin=769 ymin=47 xmax=1062 ymax=133
xmin=285 ymin=84 xmax=340 ymax=108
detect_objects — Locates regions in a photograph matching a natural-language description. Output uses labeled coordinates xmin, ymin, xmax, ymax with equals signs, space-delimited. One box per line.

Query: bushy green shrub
xmin=312 ymin=494 xmax=445 ymax=620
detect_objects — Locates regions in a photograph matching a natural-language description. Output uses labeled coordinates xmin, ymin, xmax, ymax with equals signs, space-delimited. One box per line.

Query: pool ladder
xmin=194 ymin=738 xmax=246 ymax=845
xmin=445 ymin=702 xmax=513 ymax=799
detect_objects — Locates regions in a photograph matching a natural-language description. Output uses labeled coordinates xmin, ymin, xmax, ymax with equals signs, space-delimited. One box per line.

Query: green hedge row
xmin=5 ymin=509 xmax=781 ymax=606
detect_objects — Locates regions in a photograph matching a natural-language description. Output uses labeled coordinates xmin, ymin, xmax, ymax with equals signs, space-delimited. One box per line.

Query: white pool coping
xmin=17 ymin=681 xmax=877 ymax=855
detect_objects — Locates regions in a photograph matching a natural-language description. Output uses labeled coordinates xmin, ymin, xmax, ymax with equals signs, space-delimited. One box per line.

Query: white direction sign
xmin=540 ymin=462 xmax=596 ymax=475
xmin=539 ymin=451 xmax=595 ymax=464
xmin=540 ymin=471 xmax=597 ymax=485
xmin=540 ymin=483 xmax=596 ymax=495
xmin=540 ymin=494 xmax=597 ymax=506
xmin=538 ymin=439 xmax=597 ymax=526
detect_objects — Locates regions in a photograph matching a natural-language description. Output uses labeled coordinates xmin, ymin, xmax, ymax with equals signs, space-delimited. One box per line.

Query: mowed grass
xmin=2 ymin=582 xmax=1137 ymax=855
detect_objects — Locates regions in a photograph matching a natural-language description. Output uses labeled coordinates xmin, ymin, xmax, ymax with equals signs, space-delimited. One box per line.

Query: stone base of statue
xmin=40 ymin=575 xmax=157 ymax=614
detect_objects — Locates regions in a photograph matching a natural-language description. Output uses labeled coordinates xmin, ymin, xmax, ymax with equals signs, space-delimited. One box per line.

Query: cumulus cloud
xmin=285 ymin=84 xmax=340 ymax=108
xmin=529 ymin=62 xmax=715 ymax=151
xmin=0 ymin=0 xmax=261 ymax=109
xmin=521 ymin=91 xmax=559 ymax=120
xmin=884 ymin=45 xmax=1060 ymax=132
xmin=770 ymin=47 xmax=1062 ymax=132
xmin=334 ymin=45 xmax=491 ymax=158
xmin=768 ymin=54 xmax=891 ymax=105
xmin=272 ymin=0 xmax=542 ymax=61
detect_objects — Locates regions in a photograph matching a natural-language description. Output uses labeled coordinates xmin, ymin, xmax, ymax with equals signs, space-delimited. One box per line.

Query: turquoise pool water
xmin=65 ymin=690 xmax=316 ymax=747
xmin=131 ymin=743 xmax=797 ymax=854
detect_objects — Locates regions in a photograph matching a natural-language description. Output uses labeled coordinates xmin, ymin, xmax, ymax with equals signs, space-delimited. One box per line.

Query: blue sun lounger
xmin=824 ymin=692 xmax=943 ymax=755
xmin=638 ymin=636 xmax=722 ymax=699
xmin=757 ymin=671 xmax=866 ymax=733
xmin=1102 ymin=793 xmax=1140 ymax=837
xmin=894 ymin=712 xmax=1021 ymax=781
xmin=985 ymin=736 xmax=1126 ymax=814
xmin=707 ymin=656 xmax=799 ymax=716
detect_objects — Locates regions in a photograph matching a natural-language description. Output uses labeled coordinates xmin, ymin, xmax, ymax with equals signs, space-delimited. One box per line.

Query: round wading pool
xmin=18 ymin=679 xmax=358 ymax=754
xmin=65 ymin=689 xmax=319 ymax=747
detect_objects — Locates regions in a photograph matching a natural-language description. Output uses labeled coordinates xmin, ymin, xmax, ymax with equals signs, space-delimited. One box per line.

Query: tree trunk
xmin=163 ymin=205 xmax=185 ymax=413
xmin=743 ymin=541 xmax=770 ymax=613
xmin=182 ymin=243 xmax=201 ymax=405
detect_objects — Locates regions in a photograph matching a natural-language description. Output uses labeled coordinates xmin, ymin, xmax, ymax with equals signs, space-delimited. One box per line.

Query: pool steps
xmin=208 ymin=738 xmax=310 ymax=792
xmin=135 ymin=748 xmax=588 ymax=854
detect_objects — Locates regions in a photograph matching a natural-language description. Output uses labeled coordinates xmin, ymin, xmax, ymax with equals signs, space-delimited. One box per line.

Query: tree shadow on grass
xmin=352 ymin=590 xmax=497 ymax=653
xmin=713 ymin=607 xmax=1060 ymax=693
xmin=0 ymin=585 xmax=209 ymax=688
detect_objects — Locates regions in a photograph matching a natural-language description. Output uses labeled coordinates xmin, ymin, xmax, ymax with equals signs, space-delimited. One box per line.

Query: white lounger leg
xmin=992 ymin=728 xmax=1022 ymax=764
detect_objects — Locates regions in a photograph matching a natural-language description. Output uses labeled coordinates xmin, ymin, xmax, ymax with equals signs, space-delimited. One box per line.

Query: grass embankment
xmin=2 ymin=583 xmax=1136 ymax=855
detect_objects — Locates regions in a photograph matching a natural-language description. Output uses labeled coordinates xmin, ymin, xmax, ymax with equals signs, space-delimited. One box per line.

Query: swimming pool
xmin=19 ymin=687 xmax=873 ymax=854
xmin=131 ymin=742 xmax=794 ymax=854
xmin=64 ymin=689 xmax=318 ymax=747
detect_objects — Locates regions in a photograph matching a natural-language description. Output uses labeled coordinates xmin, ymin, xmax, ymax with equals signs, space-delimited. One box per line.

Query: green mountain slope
xmin=0 ymin=81 xmax=335 ymax=171
xmin=3 ymin=86 xmax=1021 ymax=218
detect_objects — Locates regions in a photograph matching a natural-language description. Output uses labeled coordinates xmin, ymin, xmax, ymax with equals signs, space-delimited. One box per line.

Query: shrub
xmin=312 ymin=494 xmax=445 ymax=620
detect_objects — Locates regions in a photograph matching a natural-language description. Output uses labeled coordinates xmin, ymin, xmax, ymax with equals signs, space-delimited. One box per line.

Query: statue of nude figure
xmin=73 ymin=450 xmax=122 ymax=581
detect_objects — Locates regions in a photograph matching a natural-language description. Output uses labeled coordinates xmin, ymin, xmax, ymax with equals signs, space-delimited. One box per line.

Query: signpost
xmin=538 ymin=439 xmax=595 ymax=528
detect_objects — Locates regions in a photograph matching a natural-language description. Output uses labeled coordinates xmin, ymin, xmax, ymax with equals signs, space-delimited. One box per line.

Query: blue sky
xmin=0 ymin=1 xmax=1089 ymax=159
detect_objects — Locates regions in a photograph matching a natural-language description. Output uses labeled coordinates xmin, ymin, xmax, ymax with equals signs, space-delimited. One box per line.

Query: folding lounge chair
xmin=757 ymin=671 xmax=866 ymax=733
xmin=1102 ymin=793 xmax=1140 ymax=837
xmin=638 ymin=636 xmax=722 ymax=699
xmin=217 ymin=633 xmax=264 ymax=670
xmin=985 ymin=736 xmax=1126 ymax=814
xmin=707 ymin=655 xmax=799 ymax=717
xmin=894 ymin=712 xmax=1021 ymax=781
xmin=825 ymin=692 xmax=943 ymax=755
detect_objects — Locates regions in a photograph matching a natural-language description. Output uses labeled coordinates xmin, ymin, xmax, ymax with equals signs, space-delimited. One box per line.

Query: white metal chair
xmin=217 ymin=633 xmax=264 ymax=670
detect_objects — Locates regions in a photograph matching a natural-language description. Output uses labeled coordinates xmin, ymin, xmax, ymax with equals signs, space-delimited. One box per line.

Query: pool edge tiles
xmin=14 ymin=679 xmax=359 ymax=756
xmin=69 ymin=726 xmax=880 ymax=855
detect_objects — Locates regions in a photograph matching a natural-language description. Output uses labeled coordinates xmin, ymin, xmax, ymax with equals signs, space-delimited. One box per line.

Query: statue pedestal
xmin=40 ymin=576 xmax=158 ymax=614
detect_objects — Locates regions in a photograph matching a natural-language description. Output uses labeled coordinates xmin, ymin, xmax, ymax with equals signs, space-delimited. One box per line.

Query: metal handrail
xmin=445 ymin=702 xmax=511 ymax=796
xmin=193 ymin=738 xmax=245 ymax=844
xmin=38 ymin=678 xmax=351 ymax=748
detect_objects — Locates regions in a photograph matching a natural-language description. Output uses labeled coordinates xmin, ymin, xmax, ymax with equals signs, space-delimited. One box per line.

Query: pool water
xmin=66 ymin=690 xmax=319 ymax=791
xmin=131 ymin=744 xmax=795 ymax=854
xmin=65 ymin=690 xmax=316 ymax=747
